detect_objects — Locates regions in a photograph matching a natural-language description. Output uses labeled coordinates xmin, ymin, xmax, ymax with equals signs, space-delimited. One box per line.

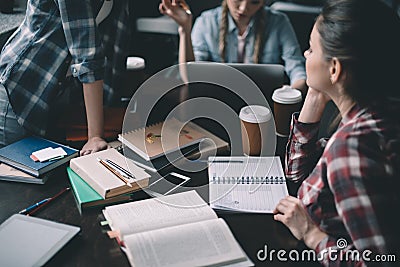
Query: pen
xmin=18 ymin=198 xmax=50 ymax=214
xmin=26 ymin=187 xmax=71 ymax=216
xmin=176 ymin=0 xmax=191 ymax=15
xmin=172 ymin=0 xmax=192 ymax=15
xmin=98 ymin=158 xmax=133 ymax=187
xmin=105 ymin=159 xmax=136 ymax=179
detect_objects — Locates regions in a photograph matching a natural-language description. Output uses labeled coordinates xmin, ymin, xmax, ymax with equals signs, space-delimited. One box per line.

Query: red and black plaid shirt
xmin=286 ymin=104 xmax=399 ymax=267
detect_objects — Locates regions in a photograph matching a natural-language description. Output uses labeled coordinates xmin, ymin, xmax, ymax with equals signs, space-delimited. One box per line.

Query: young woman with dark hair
xmin=273 ymin=0 xmax=400 ymax=266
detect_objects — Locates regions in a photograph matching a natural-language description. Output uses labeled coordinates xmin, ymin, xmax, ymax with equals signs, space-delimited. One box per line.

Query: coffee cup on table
xmin=272 ymin=86 xmax=302 ymax=137
xmin=239 ymin=105 xmax=272 ymax=156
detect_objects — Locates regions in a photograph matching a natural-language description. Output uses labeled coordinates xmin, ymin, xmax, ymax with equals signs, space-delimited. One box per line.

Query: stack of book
xmin=0 ymin=136 xmax=79 ymax=184
xmin=68 ymin=148 xmax=151 ymax=214
xmin=118 ymin=118 xmax=230 ymax=173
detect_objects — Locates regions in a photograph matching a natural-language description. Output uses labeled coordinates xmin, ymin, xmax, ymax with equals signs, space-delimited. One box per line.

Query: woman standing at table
xmin=273 ymin=0 xmax=400 ymax=266
xmin=0 ymin=0 xmax=110 ymax=155
xmin=159 ymin=0 xmax=307 ymax=94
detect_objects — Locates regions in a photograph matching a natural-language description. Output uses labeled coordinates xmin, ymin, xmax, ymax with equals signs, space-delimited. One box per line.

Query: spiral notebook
xmin=118 ymin=118 xmax=206 ymax=161
xmin=208 ymin=156 xmax=288 ymax=213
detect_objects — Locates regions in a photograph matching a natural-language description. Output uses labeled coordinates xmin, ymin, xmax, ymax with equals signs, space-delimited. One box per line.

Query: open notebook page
xmin=208 ymin=156 xmax=288 ymax=213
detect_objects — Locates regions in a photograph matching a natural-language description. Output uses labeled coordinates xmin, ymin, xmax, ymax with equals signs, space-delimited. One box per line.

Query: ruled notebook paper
xmin=208 ymin=156 xmax=288 ymax=213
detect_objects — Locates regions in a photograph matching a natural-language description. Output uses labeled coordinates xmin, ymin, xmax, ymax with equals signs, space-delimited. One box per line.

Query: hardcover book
xmin=0 ymin=136 xmax=79 ymax=177
xmin=67 ymin=167 xmax=135 ymax=214
xmin=69 ymin=148 xmax=150 ymax=199
xmin=0 ymin=163 xmax=50 ymax=184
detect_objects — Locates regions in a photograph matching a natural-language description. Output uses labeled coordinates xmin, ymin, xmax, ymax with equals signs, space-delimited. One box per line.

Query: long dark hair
xmin=317 ymin=0 xmax=400 ymax=108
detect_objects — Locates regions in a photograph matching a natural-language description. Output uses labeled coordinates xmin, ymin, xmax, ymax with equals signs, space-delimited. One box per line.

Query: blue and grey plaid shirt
xmin=0 ymin=0 xmax=122 ymax=136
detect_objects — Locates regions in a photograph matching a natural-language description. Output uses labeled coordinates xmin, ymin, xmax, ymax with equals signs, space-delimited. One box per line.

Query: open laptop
xmin=227 ymin=63 xmax=287 ymax=106
xmin=186 ymin=62 xmax=286 ymax=112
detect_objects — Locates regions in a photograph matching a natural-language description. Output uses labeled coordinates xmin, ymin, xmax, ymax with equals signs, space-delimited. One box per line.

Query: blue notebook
xmin=0 ymin=136 xmax=78 ymax=177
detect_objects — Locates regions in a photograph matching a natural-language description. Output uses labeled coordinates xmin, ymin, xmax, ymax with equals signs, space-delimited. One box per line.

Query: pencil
xmin=27 ymin=187 xmax=70 ymax=216
xmin=97 ymin=158 xmax=132 ymax=187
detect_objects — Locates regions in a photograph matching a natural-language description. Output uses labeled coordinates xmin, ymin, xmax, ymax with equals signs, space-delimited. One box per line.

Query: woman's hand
xmin=298 ymin=87 xmax=331 ymax=123
xmin=306 ymin=87 xmax=331 ymax=105
xmin=273 ymin=196 xmax=327 ymax=249
xmin=159 ymin=0 xmax=192 ymax=33
xmin=80 ymin=136 xmax=109 ymax=156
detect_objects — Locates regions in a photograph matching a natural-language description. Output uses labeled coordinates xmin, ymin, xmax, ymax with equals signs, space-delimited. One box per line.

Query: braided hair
xmin=219 ymin=0 xmax=266 ymax=63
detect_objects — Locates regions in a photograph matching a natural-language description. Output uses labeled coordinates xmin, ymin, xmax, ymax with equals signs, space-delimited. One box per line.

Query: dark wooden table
xmin=0 ymin=137 xmax=315 ymax=267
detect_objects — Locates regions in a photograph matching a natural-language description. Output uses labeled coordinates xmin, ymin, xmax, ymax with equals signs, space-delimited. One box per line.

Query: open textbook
xmin=208 ymin=156 xmax=288 ymax=213
xmin=102 ymin=190 xmax=253 ymax=267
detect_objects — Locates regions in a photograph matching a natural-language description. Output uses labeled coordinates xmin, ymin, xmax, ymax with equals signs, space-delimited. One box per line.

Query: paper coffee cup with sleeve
xmin=272 ymin=86 xmax=302 ymax=137
xmin=239 ymin=105 xmax=274 ymax=156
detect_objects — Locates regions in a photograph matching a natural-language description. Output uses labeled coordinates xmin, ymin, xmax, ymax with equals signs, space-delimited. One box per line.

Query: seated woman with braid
xmin=159 ymin=0 xmax=307 ymax=94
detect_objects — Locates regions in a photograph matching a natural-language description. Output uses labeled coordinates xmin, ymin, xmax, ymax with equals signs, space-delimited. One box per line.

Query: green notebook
xmin=67 ymin=167 xmax=133 ymax=214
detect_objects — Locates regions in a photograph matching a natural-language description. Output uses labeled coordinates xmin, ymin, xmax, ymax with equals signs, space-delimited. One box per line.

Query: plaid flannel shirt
xmin=0 ymin=0 xmax=130 ymax=135
xmin=286 ymin=105 xmax=399 ymax=267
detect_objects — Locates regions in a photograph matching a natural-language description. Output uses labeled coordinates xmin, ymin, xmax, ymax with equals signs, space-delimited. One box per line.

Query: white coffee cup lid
xmin=239 ymin=105 xmax=272 ymax=123
xmin=272 ymin=85 xmax=302 ymax=104
xmin=126 ymin=57 xmax=145 ymax=70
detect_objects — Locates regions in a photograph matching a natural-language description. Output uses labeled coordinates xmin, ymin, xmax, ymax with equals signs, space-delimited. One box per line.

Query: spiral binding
xmin=122 ymin=121 xmax=163 ymax=136
xmin=212 ymin=176 xmax=285 ymax=184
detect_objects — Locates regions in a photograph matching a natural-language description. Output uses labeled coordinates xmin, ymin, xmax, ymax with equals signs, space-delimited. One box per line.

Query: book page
xmin=208 ymin=156 xmax=288 ymax=213
xmin=123 ymin=218 xmax=247 ymax=267
xmin=103 ymin=190 xmax=217 ymax=236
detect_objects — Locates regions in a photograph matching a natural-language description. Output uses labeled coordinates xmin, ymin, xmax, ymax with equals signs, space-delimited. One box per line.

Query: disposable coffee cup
xmin=239 ymin=105 xmax=272 ymax=156
xmin=272 ymin=86 xmax=302 ymax=137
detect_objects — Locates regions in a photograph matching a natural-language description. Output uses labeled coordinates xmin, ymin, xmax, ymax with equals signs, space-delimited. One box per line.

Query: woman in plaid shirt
xmin=273 ymin=0 xmax=400 ymax=266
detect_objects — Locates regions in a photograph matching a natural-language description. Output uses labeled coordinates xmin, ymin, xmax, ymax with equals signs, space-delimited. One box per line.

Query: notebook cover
xmin=69 ymin=148 xmax=150 ymax=199
xmin=67 ymin=167 xmax=132 ymax=214
xmin=119 ymin=118 xmax=207 ymax=161
xmin=0 ymin=136 xmax=79 ymax=177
